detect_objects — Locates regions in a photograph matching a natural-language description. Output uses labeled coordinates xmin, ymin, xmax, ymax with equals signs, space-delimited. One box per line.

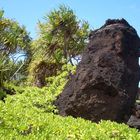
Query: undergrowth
xmin=0 ymin=65 xmax=139 ymax=140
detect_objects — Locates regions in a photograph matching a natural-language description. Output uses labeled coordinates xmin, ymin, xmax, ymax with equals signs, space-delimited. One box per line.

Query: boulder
xmin=55 ymin=19 xmax=140 ymax=123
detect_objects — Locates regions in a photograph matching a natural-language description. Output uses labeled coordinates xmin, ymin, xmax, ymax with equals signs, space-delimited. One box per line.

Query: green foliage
xmin=0 ymin=66 xmax=140 ymax=139
xmin=0 ymin=88 xmax=6 ymax=100
xmin=28 ymin=5 xmax=89 ymax=87
xmin=0 ymin=56 xmax=11 ymax=86
xmin=0 ymin=10 xmax=31 ymax=86
xmin=45 ymin=64 xmax=76 ymax=87
xmin=34 ymin=5 xmax=89 ymax=63
xmin=0 ymin=59 xmax=26 ymax=86
xmin=0 ymin=10 xmax=31 ymax=56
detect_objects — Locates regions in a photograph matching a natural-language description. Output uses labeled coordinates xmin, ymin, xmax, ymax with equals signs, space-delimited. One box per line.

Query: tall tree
xmin=29 ymin=5 xmax=90 ymax=87
xmin=0 ymin=10 xmax=31 ymax=86
xmin=34 ymin=5 xmax=89 ymax=64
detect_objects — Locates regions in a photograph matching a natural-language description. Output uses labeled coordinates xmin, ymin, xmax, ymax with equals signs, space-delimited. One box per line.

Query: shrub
xmin=0 ymin=65 xmax=139 ymax=139
xmin=0 ymin=88 xmax=6 ymax=100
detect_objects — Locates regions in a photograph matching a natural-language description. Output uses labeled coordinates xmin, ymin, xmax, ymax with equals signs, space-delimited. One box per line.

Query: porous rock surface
xmin=55 ymin=19 xmax=140 ymax=123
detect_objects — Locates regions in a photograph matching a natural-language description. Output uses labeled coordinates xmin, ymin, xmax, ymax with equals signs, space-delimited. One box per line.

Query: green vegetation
xmin=0 ymin=5 xmax=140 ymax=140
xmin=0 ymin=10 xmax=31 ymax=87
xmin=28 ymin=5 xmax=89 ymax=87
xmin=0 ymin=68 xmax=140 ymax=139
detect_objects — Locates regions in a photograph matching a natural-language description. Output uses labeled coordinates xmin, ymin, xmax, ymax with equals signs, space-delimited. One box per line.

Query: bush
xmin=0 ymin=66 xmax=139 ymax=139
xmin=0 ymin=88 xmax=6 ymax=100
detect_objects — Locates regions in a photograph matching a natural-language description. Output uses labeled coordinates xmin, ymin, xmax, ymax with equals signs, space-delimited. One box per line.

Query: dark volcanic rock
xmin=138 ymin=88 xmax=140 ymax=99
xmin=55 ymin=19 xmax=140 ymax=123
xmin=127 ymin=104 xmax=140 ymax=130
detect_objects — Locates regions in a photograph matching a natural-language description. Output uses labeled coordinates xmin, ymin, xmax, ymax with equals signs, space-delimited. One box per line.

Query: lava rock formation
xmin=55 ymin=19 xmax=140 ymax=123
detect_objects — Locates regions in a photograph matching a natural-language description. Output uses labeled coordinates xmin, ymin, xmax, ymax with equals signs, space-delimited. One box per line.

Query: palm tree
xmin=29 ymin=5 xmax=89 ymax=87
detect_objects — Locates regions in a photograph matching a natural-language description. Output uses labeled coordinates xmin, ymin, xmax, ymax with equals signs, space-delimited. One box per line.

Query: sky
xmin=0 ymin=0 xmax=140 ymax=39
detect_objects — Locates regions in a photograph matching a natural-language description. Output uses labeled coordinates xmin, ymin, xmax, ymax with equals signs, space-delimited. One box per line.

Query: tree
xmin=0 ymin=10 xmax=31 ymax=86
xmin=36 ymin=5 xmax=89 ymax=64
xmin=29 ymin=5 xmax=89 ymax=87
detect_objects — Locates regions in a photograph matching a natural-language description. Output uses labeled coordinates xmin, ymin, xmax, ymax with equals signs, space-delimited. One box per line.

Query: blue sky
xmin=0 ymin=0 xmax=140 ymax=39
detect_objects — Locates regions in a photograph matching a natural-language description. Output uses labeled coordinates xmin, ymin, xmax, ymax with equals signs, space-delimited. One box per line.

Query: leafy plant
xmin=0 ymin=9 xmax=31 ymax=86
xmin=0 ymin=88 xmax=6 ymax=100
xmin=28 ymin=5 xmax=89 ymax=87
xmin=0 ymin=66 xmax=139 ymax=139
